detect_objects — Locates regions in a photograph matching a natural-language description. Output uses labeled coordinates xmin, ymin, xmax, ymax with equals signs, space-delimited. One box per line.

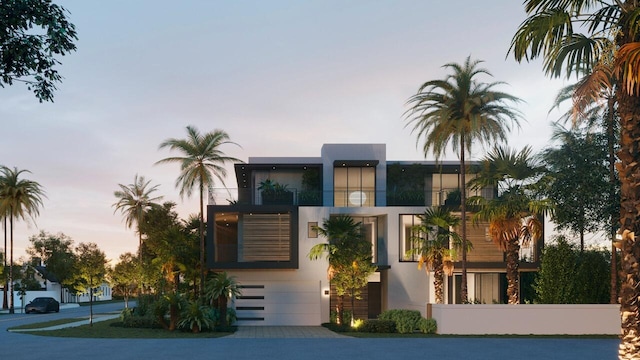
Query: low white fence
xmin=429 ymin=304 xmax=620 ymax=335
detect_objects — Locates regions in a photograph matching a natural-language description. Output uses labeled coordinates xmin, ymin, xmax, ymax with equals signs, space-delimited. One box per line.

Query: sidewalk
xmin=8 ymin=313 xmax=121 ymax=332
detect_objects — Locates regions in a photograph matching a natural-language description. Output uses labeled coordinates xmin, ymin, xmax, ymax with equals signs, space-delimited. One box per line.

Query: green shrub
xmin=358 ymin=319 xmax=396 ymax=333
xmin=418 ymin=317 xmax=437 ymax=334
xmin=378 ymin=309 xmax=422 ymax=334
xmin=118 ymin=307 xmax=161 ymax=329
xmin=178 ymin=301 xmax=215 ymax=332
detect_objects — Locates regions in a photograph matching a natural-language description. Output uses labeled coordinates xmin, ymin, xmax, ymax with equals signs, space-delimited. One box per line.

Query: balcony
xmin=209 ymin=187 xmax=493 ymax=207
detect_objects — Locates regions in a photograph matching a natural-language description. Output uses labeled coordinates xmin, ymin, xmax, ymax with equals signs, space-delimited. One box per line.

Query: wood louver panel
xmin=241 ymin=213 xmax=291 ymax=261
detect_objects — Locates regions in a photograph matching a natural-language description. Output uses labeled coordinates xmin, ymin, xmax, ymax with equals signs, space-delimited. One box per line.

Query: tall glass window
xmin=334 ymin=166 xmax=375 ymax=207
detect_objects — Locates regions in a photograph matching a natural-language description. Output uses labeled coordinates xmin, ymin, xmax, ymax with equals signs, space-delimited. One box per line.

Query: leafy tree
xmin=408 ymin=207 xmax=465 ymax=304
xmin=541 ymin=125 xmax=615 ymax=250
xmin=404 ymin=56 xmax=522 ymax=303
xmin=204 ymin=272 xmax=242 ymax=328
xmin=156 ymin=125 xmax=241 ymax=293
xmin=308 ymin=215 xmax=376 ymax=324
xmin=109 ymin=252 xmax=138 ymax=308
xmin=509 ymin=1 xmax=640 ymax=354
xmin=551 ymin=70 xmax=621 ymax=304
xmin=73 ymin=242 xmax=107 ymax=326
xmin=113 ymin=174 xmax=163 ymax=259
xmin=0 ymin=0 xmax=77 ymax=101
xmin=469 ymin=146 xmax=552 ymax=304
xmin=0 ymin=166 xmax=45 ymax=313
xmin=26 ymin=230 xmax=76 ymax=302
xmin=535 ymin=235 xmax=610 ymax=304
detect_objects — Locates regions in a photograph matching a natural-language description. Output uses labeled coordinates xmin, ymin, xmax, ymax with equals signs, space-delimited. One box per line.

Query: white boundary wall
xmin=430 ymin=304 xmax=620 ymax=335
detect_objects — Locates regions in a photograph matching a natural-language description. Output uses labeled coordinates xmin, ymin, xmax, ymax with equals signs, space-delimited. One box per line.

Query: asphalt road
xmin=0 ymin=302 xmax=620 ymax=360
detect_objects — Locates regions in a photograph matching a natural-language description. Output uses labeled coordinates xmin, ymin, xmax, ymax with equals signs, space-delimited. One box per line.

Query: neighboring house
xmin=206 ymin=144 xmax=543 ymax=326
xmin=16 ymin=262 xmax=112 ymax=304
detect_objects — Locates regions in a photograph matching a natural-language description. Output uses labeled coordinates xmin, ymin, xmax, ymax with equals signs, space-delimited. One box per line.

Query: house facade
xmin=206 ymin=143 xmax=542 ymax=326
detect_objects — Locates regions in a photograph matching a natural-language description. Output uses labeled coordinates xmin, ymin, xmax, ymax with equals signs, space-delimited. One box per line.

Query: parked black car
xmin=25 ymin=297 xmax=60 ymax=314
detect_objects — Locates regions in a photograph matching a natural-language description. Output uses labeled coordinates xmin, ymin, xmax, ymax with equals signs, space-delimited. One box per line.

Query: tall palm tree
xmin=112 ymin=174 xmax=163 ymax=258
xmin=156 ymin=125 xmax=241 ymax=294
xmin=404 ymin=56 xmax=522 ymax=303
xmin=0 ymin=166 xmax=45 ymax=314
xmin=469 ymin=146 xmax=552 ymax=304
xmin=408 ymin=207 xmax=465 ymax=304
xmin=509 ymin=2 xmax=640 ymax=354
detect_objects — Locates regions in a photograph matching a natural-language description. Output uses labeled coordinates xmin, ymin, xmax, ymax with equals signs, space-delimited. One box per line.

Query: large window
xmin=349 ymin=215 xmax=378 ymax=263
xmin=334 ymin=166 xmax=376 ymax=207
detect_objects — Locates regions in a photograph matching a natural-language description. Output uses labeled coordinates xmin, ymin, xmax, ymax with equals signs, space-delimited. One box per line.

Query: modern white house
xmin=206 ymin=143 xmax=542 ymax=326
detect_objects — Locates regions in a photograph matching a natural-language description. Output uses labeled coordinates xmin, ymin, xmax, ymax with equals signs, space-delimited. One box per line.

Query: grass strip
xmin=9 ymin=318 xmax=86 ymax=330
xmin=18 ymin=318 xmax=232 ymax=338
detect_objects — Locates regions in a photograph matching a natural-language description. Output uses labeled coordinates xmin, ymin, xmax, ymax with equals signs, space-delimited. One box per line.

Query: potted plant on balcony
xmin=298 ymin=168 xmax=322 ymax=205
xmin=258 ymin=179 xmax=294 ymax=205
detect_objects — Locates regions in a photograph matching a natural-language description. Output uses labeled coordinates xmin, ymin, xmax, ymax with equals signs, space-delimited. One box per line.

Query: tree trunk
xmin=459 ymin=134 xmax=468 ymax=303
xmin=199 ymin=185 xmax=205 ymax=296
xmin=616 ymin=89 xmax=640 ymax=359
xmin=9 ymin=213 xmax=14 ymax=314
xmin=219 ymin=295 xmax=228 ymax=327
xmin=337 ymin=295 xmax=344 ymax=325
xmin=505 ymin=239 xmax=520 ymax=305
xmin=433 ymin=256 xmax=444 ymax=304
xmin=607 ymin=95 xmax=618 ymax=305
xmin=2 ymin=217 xmax=7 ymax=310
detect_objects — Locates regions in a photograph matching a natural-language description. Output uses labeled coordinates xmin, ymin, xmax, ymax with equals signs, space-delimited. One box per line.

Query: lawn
xmin=12 ymin=318 xmax=233 ymax=338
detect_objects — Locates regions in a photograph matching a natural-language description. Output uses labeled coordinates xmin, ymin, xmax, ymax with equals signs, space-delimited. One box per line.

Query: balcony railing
xmin=208 ymin=187 xmax=494 ymax=207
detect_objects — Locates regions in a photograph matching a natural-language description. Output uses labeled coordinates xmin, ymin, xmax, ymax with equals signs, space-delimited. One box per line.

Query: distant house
xmin=206 ymin=143 xmax=543 ymax=326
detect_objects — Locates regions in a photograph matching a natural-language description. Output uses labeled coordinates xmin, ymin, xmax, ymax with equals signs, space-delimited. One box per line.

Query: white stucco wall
xmin=430 ymin=304 xmax=620 ymax=335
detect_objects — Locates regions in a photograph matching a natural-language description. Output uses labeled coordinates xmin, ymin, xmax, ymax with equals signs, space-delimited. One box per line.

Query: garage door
xmin=234 ymin=280 xmax=321 ymax=326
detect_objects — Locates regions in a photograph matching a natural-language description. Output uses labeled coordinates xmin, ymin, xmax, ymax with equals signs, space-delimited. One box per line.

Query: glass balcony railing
xmin=208 ymin=187 xmax=494 ymax=207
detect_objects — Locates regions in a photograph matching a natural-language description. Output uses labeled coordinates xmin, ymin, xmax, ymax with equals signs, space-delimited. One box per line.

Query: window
xmin=334 ymin=166 xmax=376 ymax=207
xmin=400 ymin=214 xmax=421 ymax=261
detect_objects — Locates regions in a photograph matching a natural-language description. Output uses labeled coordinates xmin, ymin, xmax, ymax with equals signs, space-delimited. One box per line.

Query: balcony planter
xmin=259 ymin=179 xmax=294 ymax=205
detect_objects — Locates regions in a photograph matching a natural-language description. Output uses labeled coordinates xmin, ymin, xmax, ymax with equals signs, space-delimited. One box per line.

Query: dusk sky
xmin=1 ymin=1 xmax=573 ymax=263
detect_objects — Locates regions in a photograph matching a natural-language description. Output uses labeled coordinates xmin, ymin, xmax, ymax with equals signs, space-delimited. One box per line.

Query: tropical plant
xmin=469 ymin=146 xmax=552 ymax=304
xmin=179 ymin=300 xmax=215 ymax=333
xmin=156 ymin=125 xmax=241 ymax=293
xmin=308 ymin=215 xmax=376 ymax=325
xmin=0 ymin=166 xmax=45 ymax=313
xmin=113 ymin=174 xmax=163 ymax=259
xmin=408 ymin=207 xmax=465 ymax=304
xmin=404 ymin=56 xmax=522 ymax=303
xmin=0 ymin=0 xmax=78 ymax=102
xmin=509 ymin=1 xmax=640 ymax=354
xmin=204 ymin=272 xmax=242 ymax=327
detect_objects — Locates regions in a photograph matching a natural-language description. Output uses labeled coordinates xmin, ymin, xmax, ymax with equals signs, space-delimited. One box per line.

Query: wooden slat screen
xmin=241 ymin=213 xmax=291 ymax=261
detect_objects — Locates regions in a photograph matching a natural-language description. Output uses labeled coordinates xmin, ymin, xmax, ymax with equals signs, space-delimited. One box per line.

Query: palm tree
xmin=156 ymin=125 xmax=241 ymax=294
xmin=469 ymin=146 xmax=552 ymax=304
xmin=404 ymin=56 xmax=522 ymax=303
xmin=204 ymin=271 xmax=242 ymax=328
xmin=0 ymin=166 xmax=45 ymax=313
xmin=408 ymin=207 xmax=465 ymax=304
xmin=308 ymin=215 xmax=372 ymax=325
xmin=113 ymin=174 xmax=163 ymax=258
xmin=510 ymin=2 xmax=640 ymax=354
